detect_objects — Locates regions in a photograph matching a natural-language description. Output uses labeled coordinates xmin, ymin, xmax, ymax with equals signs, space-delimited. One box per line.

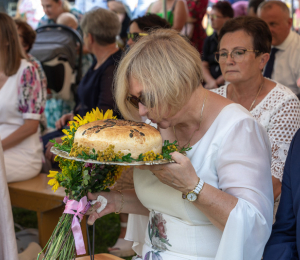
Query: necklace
xmin=230 ymin=80 xmax=264 ymax=111
xmin=173 ymin=90 xmax=208 ymax=149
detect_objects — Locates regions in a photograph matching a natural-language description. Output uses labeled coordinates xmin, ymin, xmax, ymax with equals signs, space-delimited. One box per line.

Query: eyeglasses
xmin=127 ymin=32 xmax=148 ymax=42
xmin=215 ymin=49 xmax=260 ymax=63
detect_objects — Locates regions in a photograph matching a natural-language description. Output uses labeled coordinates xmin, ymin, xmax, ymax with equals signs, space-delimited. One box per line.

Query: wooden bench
xmin=76 ymin=253 xmax=123 ymax=260
xmin=8 ymin=174 xmax=88 ymax=253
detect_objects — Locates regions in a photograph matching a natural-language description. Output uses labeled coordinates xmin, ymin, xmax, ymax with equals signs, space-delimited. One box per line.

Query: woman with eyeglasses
xmin=212 ymin=16 xmax=300 ymax=221
xmin=87 ymin=29 xmax=274 ymax=260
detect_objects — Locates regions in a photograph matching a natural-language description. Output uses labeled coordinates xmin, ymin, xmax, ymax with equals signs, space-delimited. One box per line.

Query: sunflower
xmin=70 ymin=108 xmax=116 ymax=130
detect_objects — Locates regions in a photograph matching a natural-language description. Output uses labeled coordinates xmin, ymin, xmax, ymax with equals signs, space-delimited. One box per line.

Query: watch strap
xmin=182 ymin=178 xmax=205 ymax=200
xmin=194 ymin=179 xmax=204 ymax=195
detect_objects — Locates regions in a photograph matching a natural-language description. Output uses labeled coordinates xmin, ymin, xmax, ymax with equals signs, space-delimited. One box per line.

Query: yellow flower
xmin=48 ymin=178 xmax=60 ymax=192
xmin=47 ymin=171 xmax=59 ymax=178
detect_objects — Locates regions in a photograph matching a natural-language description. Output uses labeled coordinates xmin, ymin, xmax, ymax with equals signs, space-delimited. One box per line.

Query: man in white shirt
xmin=258 ymin=1 xmax=300 ymax=97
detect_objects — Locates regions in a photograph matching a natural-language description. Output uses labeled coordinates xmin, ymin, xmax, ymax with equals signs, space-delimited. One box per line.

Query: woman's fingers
xmin=87 ymin=191 xmax=100 ymax=201
xmin=170 ymin=151 xmax=187 ymax=165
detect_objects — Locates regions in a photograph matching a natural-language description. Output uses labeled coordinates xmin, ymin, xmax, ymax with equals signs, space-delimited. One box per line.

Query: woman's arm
xmin=87 ymin=189 xmax=149 ymax=225
xmin=272 ymin=176 xmax=281 ymax=200
xmin=172 ymin=0 xmax=187 ymax=32
xmin=139 ymin=152 xmax=238 ymax=230
xmin=267 ymin=95 xmax=300 ymax=201
xmin=1 ymin=119 xmax=39 ymax=151
xmin=140 ymin=118 xmax=273 ymax=231
xmin=5 ymin=64 xmax=46 ymax=151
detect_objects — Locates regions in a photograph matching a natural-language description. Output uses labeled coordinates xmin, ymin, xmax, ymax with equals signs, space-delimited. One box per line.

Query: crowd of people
xmin=1 ymin=0 xmax=300 ymax=259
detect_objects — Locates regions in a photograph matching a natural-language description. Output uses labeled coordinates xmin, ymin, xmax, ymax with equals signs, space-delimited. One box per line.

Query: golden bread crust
xmin=74 ymin=119 xmax=162 ymax=159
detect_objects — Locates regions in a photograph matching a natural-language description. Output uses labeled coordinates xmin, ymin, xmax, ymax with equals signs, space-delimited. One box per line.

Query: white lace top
xmin=212 ymin=82 xmax=300 ymax=182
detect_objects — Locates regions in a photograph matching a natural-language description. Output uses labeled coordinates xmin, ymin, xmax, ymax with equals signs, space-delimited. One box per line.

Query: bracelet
xmin=115 ymin=190 xmax=124 ymax=214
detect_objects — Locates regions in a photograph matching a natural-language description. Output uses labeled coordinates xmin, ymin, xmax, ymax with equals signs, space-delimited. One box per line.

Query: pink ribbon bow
xmin=63 ymin=196 xmax=89 ymax=255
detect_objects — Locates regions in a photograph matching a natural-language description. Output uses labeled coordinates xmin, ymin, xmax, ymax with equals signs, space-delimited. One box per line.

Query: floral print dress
xmin=0 ymin=59 xmax=46 ymax=183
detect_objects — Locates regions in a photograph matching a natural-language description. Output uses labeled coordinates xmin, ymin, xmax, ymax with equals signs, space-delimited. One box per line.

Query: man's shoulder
xmin=282 ymin=31 xmax=300 ymax=52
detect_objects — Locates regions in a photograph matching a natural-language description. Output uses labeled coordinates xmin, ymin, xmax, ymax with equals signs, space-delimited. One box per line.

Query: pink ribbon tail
xmin=63 ymin=196 xmax=89 ymax=255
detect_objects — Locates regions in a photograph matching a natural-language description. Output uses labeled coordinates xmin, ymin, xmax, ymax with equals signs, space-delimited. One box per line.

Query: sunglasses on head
xmin=127 ymin=94 xmax=155 ymax=109
xmin=127 ymin=32 xmax=148 ymax=42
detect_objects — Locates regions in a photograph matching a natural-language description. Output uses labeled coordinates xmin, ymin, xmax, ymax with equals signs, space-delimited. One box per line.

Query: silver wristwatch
xmin=182 ymin=178 xmax=205 ymax=202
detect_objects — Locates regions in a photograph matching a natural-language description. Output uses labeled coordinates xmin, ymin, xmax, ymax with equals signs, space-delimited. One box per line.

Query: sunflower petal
xmin=47 ymin=171 xmax=59 ymax=178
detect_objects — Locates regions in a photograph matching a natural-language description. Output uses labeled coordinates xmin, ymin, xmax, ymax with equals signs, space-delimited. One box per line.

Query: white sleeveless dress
xmin=127 ymin=104 xmax=274 ymax=260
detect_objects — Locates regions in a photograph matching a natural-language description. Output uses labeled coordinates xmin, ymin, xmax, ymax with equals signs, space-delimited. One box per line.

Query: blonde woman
xmin=39 ymin=0 xmax=81 ymax=26
xmin=0 ymin=13 xmax=46 ymax=183
xmin=87 ymin=29 xmax=273 ymax=260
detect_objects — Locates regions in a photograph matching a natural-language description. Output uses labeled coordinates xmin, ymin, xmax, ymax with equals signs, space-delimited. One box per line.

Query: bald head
xmin=57 ymin=12 xmax=78 ymax=29
xmin=258 ymin=1 xmax=292 ymax=46
xmin=258 ymin=1 xmax=290 ymax=17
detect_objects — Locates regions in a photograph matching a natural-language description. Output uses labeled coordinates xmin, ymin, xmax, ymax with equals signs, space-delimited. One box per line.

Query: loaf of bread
xmin=74 ymin=119 xmax=162 ymax=159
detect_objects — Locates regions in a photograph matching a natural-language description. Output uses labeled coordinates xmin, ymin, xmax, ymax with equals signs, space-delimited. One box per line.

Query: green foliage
xmin=161 ymin=140 xmax=192 ymax=160
xmin=51 ymin=139 xmax=191 ymax=163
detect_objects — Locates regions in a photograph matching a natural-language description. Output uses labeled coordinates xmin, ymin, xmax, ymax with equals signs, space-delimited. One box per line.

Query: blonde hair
xmin=115 ymin=29 xmax=203 ymax=121
xmin=0 ymin=12 xmax=24 ymax=76
xmin=61 ymin=0 xmax=70 ymax=12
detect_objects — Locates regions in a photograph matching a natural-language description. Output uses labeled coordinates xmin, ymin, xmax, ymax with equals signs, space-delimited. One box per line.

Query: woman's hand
xmin=55 ymin=113 xmax=74 ymax=130
xmin=138 ymin=151 xmax=199 ymax=194
xmin=86 ymin=191 xmax=119 ymax=225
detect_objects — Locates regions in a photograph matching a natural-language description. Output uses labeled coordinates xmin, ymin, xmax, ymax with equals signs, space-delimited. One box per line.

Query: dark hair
xmin=14 ymin=19 xmax=36 ymax=53
xmin=218 ymin=16 xmax=272 ymax=55
xmin=212 ymin=1 xmax=234 ymax=18
xmin=248 ymin=0 xmax=265 ymax=14
xmin=130 ymin=14 xmax=171 ymax=32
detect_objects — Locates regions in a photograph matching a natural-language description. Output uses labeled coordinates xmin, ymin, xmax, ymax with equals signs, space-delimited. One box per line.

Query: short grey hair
xmin=80 ymin=8 xmax=121 ymax=45
xmin=258 ymin=1 xmax=290 ymax=16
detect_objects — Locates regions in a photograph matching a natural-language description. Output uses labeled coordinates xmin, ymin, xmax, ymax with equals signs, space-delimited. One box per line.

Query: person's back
xmin=258 ymin=1 xmax=300 ymax=97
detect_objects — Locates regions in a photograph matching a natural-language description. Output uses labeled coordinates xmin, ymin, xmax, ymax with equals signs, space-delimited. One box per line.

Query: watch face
xmin=187 ymin=192 xmax=197 ymax=202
